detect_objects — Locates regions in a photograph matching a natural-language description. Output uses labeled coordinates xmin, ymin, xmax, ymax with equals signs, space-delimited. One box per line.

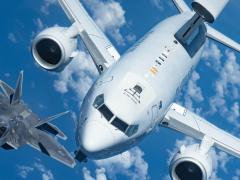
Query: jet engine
xmin=32 ymin=26 xmax=78 ymax=71
xmin=170 ymin=144 xmax=213 ymax=180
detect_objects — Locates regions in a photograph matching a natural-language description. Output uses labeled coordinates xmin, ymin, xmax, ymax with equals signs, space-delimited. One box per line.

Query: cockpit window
xmin=98 ymin=104 xmax=114 ymax=121
xmin=93 ymin=94 xmax=104 ymax=109
xmin=111 ymin=117 xmax=128 ymax=133
xmin=93 ymin=94 xmax=139 ymax=137
xmin=125 ymin=125 xmax=139 ymax=137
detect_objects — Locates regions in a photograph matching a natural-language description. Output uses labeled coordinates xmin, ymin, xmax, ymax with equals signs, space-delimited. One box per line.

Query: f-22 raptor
xmin=0 ymin=71 xmax=75 ymax=167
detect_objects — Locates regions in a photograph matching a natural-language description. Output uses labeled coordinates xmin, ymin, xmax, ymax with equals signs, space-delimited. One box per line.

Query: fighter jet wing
xmin=58 ymin=0 xmax=120 ymax=73
xmin=27 ymin=128 xmax=76 ymax=168
xmin=161 ymin=103 xmax=240 ymax=159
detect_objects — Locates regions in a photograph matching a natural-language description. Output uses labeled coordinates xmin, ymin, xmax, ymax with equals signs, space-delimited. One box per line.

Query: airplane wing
xmin=161 ymin=103 xmax=240 ymax=158
xmin=58 ymin=0 xmax=121 ymax=73
xmin=27 ymin=128 xmax=76 ymax=168
xmin=172 ymin=0 xmax=191 ymax=13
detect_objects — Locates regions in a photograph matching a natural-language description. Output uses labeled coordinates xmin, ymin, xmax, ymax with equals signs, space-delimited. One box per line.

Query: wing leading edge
xmin=58 ymin=0 xmax=120 ymax=73
xmin=162 ymin=103 xmax=240 ymax=159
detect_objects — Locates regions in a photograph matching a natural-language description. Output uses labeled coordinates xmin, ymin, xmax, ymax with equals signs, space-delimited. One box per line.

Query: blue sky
xmin=0 ymin=0 xmax=240 ymax=179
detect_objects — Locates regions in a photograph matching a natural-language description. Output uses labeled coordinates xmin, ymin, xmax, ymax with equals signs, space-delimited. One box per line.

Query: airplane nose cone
xmin=80 ymin=121 xmax=115 ymax=156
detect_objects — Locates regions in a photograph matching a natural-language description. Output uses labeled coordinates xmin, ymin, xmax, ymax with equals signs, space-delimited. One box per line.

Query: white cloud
xmin=17 ymin=165 xmax=34 ymax=179
xmin=82 ymin=0 xmax=127 ymax=45
xmin=82 ymin=167 xmax=107 ymax=180
xmin=17 ymin=160 xmax=54 ymax=180
xmin=34 ymin=162 xmax=54 ymax=180
xmin=8 ymin=33 xmax=18 ymax=43
xmin=208 ymin=50 xmax=240 ymax=126
xmin=150 ymin=0 xmax=164 ymax=10
xmin=232 ymin=169 xmax=240 ymax=180
xmin=41 ymin=0 xmax=57 ymax=15
xmin=53 ymin=51 xmax=98 ymax=105
xmin=83 ymin=167 xmax=95 ymax=180
xmin=178 ymin=71 xmax=204 ymax=112
xmin=82 ymin=147 xmax=148 ymax=180
xmin=166 ymin=137 xmax=230 ymax=180
xmin=202 ymin=40 xmax=223 ymax=72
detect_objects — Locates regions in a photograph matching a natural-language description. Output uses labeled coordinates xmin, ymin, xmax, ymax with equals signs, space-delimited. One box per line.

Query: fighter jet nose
xmin=80 ymin=121 xmax=115 ymax=156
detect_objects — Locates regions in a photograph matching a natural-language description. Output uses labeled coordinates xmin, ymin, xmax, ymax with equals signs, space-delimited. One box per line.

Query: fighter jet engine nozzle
xmin=192 ymin=0 xmax=229 ymax=23
xmin=32 ymin=26 xmax=78 ymax=71
xmin=170 ymin=144 xmax=212 ymax=180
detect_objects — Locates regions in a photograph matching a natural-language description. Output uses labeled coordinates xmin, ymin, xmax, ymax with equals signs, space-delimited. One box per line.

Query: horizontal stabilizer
xmin=37 ymin=123 xmax=67 ymax=140
xmin=27 ymin=128 xmax=76 ymax=168
xmin=34 ymin=111 xmax=70 ymax=128
xmin=207 ymin=25 xmax=240 ymax=52
xmin=172 ymin=0 xmax=191 ymax=13
xmin=162 ymin=103 xmax=240 ymax=159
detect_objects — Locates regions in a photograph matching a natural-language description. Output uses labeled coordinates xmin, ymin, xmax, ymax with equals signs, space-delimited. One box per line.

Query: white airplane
xmin=31 ymin=0 xmax=240 ymax=179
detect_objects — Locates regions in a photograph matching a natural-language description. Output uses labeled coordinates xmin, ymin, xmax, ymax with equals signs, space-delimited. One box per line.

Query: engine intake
xmin=170 ymin=144 xmax=212 ymax=180
xmin=32 ymin=26 xmax=78 ymax=71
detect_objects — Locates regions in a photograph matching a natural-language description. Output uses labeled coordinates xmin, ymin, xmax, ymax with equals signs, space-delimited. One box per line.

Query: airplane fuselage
xmin=77 ymin=12 xmax=206 ymax=159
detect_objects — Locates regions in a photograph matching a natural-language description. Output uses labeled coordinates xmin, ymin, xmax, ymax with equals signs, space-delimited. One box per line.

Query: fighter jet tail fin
xmin=27 ymin=128 xmax=76 ymax=168
xmin=11 ymin=71 xmax=24 ymax=104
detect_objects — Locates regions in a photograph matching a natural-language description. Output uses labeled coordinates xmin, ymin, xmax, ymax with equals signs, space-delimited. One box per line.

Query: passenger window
xmin=125 ymin=125 xmax=139 ymax=137
xmin=111 ymin=117 xmax=129 ymax=133
xmin=98 ymin=104 xmax=114 ymax=121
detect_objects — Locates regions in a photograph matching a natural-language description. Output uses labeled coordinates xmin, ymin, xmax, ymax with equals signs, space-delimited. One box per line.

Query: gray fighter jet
xmin=0 ymin=71 xmax=76 ymax=167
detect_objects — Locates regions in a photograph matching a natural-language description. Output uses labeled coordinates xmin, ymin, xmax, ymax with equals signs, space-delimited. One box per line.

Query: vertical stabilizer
xmin=11 ymin=71 xmax=24 ymax=104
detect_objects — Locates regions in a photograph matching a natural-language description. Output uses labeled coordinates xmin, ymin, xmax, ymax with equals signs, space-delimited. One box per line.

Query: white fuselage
xmin=76 ymin=12 xmax=205 ymax=159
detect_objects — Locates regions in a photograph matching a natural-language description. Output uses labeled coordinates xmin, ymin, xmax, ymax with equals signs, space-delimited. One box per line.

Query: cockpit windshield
xmin=93 ymin=94 xmax=139 ymax=137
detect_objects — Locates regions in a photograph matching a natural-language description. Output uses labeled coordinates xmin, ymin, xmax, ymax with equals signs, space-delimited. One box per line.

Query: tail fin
xmin=11 ymin=71 xmax=23 ymax=104
xmin=172 ymin=0 xmax=191 ymax=13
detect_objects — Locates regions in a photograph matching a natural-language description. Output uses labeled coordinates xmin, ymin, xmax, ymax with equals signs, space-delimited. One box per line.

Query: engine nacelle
xmin=192 ymin=0 xmax=229 ymax=23
xmin=32 ymin=26 xmax=78 ymax=71
xmin=170 ymin=144 xmax=212 ymax=180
